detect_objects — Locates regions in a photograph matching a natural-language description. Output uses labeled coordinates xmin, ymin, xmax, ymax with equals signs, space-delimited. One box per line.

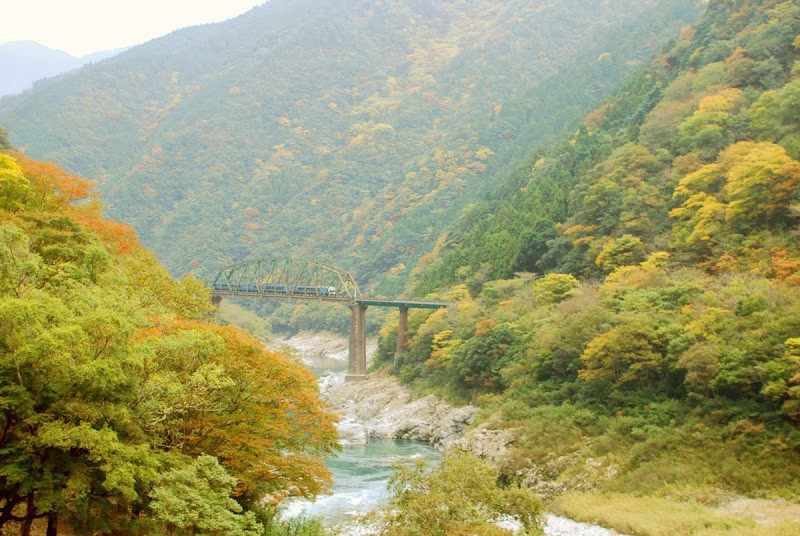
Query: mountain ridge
xmin=0 ymin=40 xmax=120 ymax=97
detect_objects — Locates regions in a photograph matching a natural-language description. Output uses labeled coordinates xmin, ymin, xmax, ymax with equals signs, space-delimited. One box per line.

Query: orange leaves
xmin=138 ymin=318 xmax=337 ymax=502
xmin=474 ymin=318 xmax=496 ymax=336
xmin=12 ymin=150 xmax=94 ymax=208
xmin=76 ymin=215 xmax=138 ymax=254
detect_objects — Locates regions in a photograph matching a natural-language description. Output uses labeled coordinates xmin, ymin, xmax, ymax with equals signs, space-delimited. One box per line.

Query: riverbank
xmin=318 ymin=371 xmax=627 ymax=536
xmin=320 ymin=372 xmax=477 ymax=448
xmin=283 ymin=332 xmax=800 ymax=535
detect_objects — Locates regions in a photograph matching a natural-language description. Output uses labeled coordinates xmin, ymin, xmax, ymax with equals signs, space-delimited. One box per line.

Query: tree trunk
xmin=45 ymin=511 xmax=57 ymax=536
xmin=19 ymin=495 xmax=34 ymax=536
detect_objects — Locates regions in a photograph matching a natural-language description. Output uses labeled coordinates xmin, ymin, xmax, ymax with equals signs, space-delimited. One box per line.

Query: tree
xmin=380 ymin=452 xmax=543 ymax=536
xmin=670 ymin=142 xmax=800 ymax=258
xmin=0 ymin=154 xmax=30 ymax=211
xmin=0 ymin=152 xmax=339 ymax=534
xmin=595 ymin=234 xmax=647 ymax=273
xmin=761 ymin=338 xmax=800 ymax=422
xmin=0 ymin=124 xmax=10 ymax=151
xmin=137 ymin=321 xmax=339 ymax=507
xmin=450 ymin=324 xmax=519 ymax=391
xmin=580 ymin=315 xmax=665 ymax=389
xmin=149 ymin=456 xmax=264 ymax=536
xmin=751 ymin=79 xmax=800 ymax=158
xmin=532 ymin=273 xmax=579 ymax=304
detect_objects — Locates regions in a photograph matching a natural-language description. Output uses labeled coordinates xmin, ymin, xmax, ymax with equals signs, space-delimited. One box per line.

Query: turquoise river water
xmin=282 ymin=438 xmax=440 ymax=525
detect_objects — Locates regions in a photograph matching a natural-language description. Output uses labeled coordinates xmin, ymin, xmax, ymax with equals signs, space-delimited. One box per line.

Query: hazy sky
xmin=4 ymin=1 xmax=267 ymax=57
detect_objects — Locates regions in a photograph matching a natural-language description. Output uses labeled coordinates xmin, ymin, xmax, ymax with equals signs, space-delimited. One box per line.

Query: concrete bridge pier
xmin=395 ymin=307 xmax=408 ymax=360
xmin=346 ymin=304 xmax=368 ymax=381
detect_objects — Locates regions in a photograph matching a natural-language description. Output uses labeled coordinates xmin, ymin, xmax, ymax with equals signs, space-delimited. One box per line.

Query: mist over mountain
xmin=0 ymin=41 xmax=120 ymax=97
xmin=0 ymin=0 xmax=702 ymax=293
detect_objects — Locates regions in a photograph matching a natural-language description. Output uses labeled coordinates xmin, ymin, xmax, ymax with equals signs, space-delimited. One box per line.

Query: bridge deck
xmin=211 ymin=289 xmax=351 ymax=302
xmin=355 ymin=299 xmax=449 ymax=309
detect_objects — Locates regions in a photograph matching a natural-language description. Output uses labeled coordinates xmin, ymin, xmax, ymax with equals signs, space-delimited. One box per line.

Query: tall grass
xmin=551 ymin=492 xmax=800 ymax=536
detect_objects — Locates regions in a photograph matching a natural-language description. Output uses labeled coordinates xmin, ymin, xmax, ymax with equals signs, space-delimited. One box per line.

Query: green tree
xmin=580 ymin=315 xmax=665 ymax=389
xmin=380 ymin=452 xmax=543 ymax=536
xmin=751 ymin=78 xmax=800 ymax=159
xmin=149 ymin=456 xmax=264 ymax=536
xmin=450 ymin=324 xmax=519 ymax=391
xmin=0 ymin=124 xmax=10 ymax=151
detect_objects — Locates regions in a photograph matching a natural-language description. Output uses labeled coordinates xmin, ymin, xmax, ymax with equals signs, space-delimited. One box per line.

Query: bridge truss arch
xmin=211 ymin=258 xmax=361 ymax=302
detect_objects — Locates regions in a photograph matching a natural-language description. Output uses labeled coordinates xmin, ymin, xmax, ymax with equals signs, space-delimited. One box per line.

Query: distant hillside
xmin=0 ymin=41 xmax=119 ymax=97
xmin=0 ymin=0 xmax=702 ymax=294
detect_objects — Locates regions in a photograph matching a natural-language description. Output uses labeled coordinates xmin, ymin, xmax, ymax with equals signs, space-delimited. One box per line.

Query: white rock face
xmin=450 ymin=423 xmax=518 ymax=466
xmin=320 ymin=372 xmax=478 ymax=449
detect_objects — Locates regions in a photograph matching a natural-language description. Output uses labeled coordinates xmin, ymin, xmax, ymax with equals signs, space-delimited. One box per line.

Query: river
xmin=279 ymin=332 xmax=625 ymax=535
xmin=282 ymin=438 xmax=440 ymax=526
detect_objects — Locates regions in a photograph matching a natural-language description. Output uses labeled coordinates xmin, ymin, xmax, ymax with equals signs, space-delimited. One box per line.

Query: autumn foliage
xmin=0 ymin=151 xmax=338 ymax=535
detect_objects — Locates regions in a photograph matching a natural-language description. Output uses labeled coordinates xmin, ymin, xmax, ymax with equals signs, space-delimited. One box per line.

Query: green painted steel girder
xmin=210 ymin=258 xmax=451 ymax=310
xmin=355 ymin=299 xmax=449 ymax=309
xmin=211 ymin=258 xmax=361 ymax=302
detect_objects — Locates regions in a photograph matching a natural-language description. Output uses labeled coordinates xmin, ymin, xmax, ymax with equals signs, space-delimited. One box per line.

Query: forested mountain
xmin=0 ymin=148 xmax=337 ymax=533
xmin=0 ymin=41 xmax=118 ymax=97
xmin=418 ymin=0 xmax=800 ymax=291
xmin=0 ymin=0 xmax=702 ymax=294
xmin=378 ymin=0 xmax=800 ymax=510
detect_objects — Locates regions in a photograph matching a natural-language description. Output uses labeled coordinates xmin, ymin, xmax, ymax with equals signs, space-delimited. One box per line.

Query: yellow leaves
xmin=724 ymin=142 xmax=800 ymax=225
xmin=682 ymin=306 xmax=732 ymax=340
xmin=671 ymin=142 xmax=800 ymax=257
xmin=696 ymin=88 xmax=744 ymax=114
xmin=426 ymin=330 xmax=462 ymax=368
xmin=579 ymin=316 xmax=664 ymax=387
xmin=684 ymin=193 xmax=725 ymax=246
xmin=475 ymin=147 xmax=494 ymax=161
xmin=563 ymin=224 xmax=599 ymax=237
xmin=642 ymin=251 xmax=671 ymax=268
xmin=601 ymin=263 xmax=665 ymax=296
xmin=533 ymin=273 xmax=579 ymax=304
xmin=387 ymin=263 xmax=407 ymax=278
xmin=270 ymin=144 xmax=295 ymax=160
xmin=0 ymin=154 xmax=31 ymax=212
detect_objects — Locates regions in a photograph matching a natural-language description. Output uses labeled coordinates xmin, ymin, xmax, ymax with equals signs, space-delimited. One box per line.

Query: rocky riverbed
xmin=320 ymin=372 xmax=478 ymax=448
xmin=319 ymin=371 xmax=625 ymax=536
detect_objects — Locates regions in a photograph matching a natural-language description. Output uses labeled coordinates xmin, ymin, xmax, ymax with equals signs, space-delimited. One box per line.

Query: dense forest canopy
xmin=0 ymin=0 xmax=703 ymax=298
xmin=377 ymin=0 xmax=800 ymax=504
xmin=0 ymin=148 xmax=337 ymax=534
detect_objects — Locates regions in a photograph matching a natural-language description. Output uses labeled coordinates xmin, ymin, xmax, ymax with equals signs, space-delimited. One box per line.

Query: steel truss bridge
xmin=211 ymin=258 xmax=448 ymax=380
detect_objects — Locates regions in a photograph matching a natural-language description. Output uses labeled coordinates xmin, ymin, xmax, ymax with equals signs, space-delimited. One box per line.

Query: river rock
xmin=336 ymin=417 xmax=368 ymax=445
xmin=320 ymin=372 xmax=478 ymax=449
xmin=450 ymin=422 xmax=518 ymax=466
